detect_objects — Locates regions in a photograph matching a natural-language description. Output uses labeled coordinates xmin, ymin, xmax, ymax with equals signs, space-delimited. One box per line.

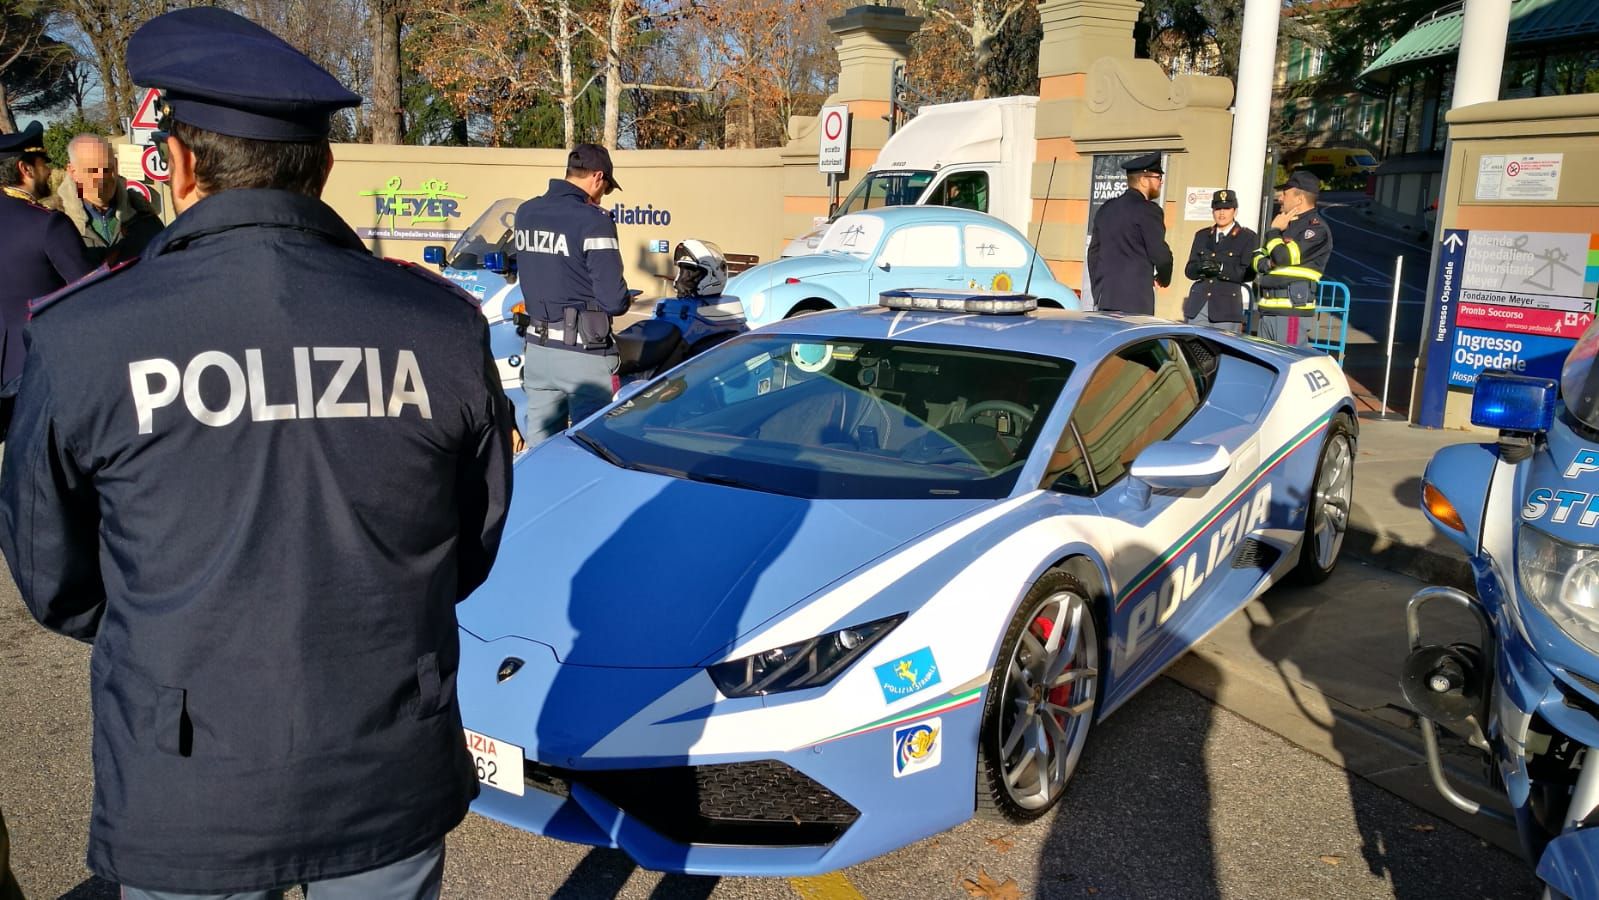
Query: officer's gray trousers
xmin=1186 ymin=307 xmax=1242 ymax=334
xmin=119 ymin=839 xmax=444 ymax=900
xmin=1258 ymin=313 xmax=1311 ymax=348
xmin=521 ymin=341 xmax=619 ymax=445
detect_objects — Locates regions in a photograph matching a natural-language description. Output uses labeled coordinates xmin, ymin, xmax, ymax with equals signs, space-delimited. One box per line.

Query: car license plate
xmin=464 ymin=728 xmax=524 ymax=797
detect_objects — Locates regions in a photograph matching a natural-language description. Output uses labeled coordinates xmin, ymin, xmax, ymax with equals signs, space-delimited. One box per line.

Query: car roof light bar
xmin=877 ymin=289 xmax=1038 ymax=316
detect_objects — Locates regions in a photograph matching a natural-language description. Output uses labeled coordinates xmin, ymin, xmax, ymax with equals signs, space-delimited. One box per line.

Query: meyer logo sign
xmin=356 ymin=177 xmax=466 ymax=241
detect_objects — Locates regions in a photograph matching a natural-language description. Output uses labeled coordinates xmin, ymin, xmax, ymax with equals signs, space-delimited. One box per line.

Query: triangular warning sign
xmin=130 ymin=88 xmax=162 ymax=130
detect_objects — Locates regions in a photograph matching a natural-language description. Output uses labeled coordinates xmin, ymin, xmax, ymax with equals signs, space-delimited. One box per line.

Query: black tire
xmin=784 ymin=299 xmax=834 ymax=318
xmin=1292 ymin=413 xmax=1356 ymax=585
xmin=976 ymin=570 xmax=1100 ymax=823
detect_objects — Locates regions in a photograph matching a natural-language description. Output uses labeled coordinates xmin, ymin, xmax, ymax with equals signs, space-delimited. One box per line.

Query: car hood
xmin=457 ymin=437 xmax=984 ymax=668
xmin=727 ymin=253 xmax=863 ymax=295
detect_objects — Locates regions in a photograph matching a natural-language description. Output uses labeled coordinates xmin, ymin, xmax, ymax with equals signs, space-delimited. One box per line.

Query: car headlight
xmin=1518 ymin=524 xmax=1599 ymax=652
xmin=707 ymin=613 xmax=904 ymax=698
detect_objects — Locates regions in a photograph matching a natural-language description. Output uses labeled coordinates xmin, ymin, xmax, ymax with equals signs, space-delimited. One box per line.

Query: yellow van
xmin=1297 ymin=148 xmax=1380 ymax=180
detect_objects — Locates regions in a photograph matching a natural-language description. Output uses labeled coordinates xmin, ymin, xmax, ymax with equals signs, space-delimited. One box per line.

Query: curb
xmin=1343 ymin=525 xmax=1473 ymax=591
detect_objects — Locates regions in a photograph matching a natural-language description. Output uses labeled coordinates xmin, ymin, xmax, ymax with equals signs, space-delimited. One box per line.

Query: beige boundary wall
xmin=304 ymin=4 xmax=1238 ymax=316
xmin=1412 ymin=94 xmax=1599 ymax=429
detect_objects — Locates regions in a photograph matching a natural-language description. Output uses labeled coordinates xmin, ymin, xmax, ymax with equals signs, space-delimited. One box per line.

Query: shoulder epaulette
xmin=383 ymin=257 xmax=480 ymax=308
xmin=29 ymin=257 xmax=139 ymax=320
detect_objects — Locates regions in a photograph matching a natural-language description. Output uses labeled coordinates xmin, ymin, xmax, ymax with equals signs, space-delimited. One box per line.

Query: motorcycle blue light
xmin=1471 ymin=372 xmax=1556 ymax=433
xmin=422 ymin=245 xmax=445 ymax=265
xmin=483 ymin=252 xmax=508 ymax=273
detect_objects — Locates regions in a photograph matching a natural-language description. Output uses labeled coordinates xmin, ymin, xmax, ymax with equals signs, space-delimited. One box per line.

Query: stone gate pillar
xmin=779 ymin=5 xmax=921 ymax=246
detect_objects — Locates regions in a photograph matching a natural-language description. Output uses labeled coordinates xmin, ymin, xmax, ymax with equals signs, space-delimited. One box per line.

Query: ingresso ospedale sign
xmin=1418 ymin=228 xmax=1599 ymax=426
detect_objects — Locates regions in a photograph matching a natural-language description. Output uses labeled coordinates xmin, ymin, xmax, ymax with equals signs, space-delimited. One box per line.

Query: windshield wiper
xmin=678 ymin=469 xmax=801 ymax=497
xmin=570 ymin=432 xmax=626 ymax=467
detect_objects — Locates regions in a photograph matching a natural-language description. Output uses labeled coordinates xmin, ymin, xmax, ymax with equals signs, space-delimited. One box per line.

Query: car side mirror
xmin=613 ymin=380 xmax=648 ymax=405
xmin=1122 ymin=442 xmax=1231 ymax=509
xmin=877 ymin=261 xmax=891 ymax=272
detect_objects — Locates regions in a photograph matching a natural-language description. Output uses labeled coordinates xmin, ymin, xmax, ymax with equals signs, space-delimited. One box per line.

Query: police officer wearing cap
xmin=1182 ymin=188 xmax=1257 ymax=333
xmin=1085 ymin=153 xmax=1173 ymax=315
xmin=1253 ymin=169 xmax=1334 ymax=347
xmin=514 ymin=144 xmax=632 ymax=443
xmin=0 ymin=121 xmax=96 ymax=426
xmin=0 ymin=9 xmax=512 ymax=899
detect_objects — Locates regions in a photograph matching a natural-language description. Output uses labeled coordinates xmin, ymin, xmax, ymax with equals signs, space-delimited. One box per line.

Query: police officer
xmin=1182 ymin=188 xmax=1257 ymax=333
xmin=1086 ymin=153 xmax=1173 ymax=315
xmin=0 ymin=122 xmax=96 ymax=426
xmin=1253 ymin=169 xmax=1333 ymax=347
xmin=514 ymin=144 xmax=632 ymax=443
xmin=0 ymin=9 xmax=512 ymax=899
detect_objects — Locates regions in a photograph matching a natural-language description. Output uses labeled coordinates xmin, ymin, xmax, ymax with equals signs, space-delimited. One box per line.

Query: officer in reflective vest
xmin=1252 ymin=170 xmax=1333 ymax=347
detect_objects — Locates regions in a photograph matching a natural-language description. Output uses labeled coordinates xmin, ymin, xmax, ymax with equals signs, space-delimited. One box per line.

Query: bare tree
xmin=582 ymin=0 xmax=707 ymax=148
xmin=55 ymin=0 xmax=164 ymax=126
xmin=916 ymin=0 xmax=1032 ymax=99
xmin=369 ymin=0 xmax=403 ymax=142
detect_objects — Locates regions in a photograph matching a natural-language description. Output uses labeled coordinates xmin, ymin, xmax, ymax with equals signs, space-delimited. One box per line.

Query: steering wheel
xmin=962 ymin=400 xmax=1035 ymax=450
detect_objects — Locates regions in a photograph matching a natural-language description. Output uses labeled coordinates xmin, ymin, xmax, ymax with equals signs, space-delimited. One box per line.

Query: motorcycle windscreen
xmin=1562 ymin=321 xmax=1599 ymax=433
xmin=1536 ymin=828 xmax=1599 ymax=897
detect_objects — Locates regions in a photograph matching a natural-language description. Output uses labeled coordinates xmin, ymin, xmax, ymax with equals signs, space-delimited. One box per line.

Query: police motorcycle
xmin=1405 ymin=327 xmax=1599 ymax=898
xmin=423 ymin=198 xmax=529 ymax=419
xmin=610 ymin=239 xmax=747 ymax=387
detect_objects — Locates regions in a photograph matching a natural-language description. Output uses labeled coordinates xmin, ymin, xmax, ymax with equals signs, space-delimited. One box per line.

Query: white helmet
xmin=673 ymin=239 xmax=727 ymax=298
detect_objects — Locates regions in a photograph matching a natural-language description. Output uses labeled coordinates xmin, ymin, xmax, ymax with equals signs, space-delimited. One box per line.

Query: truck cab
xmin=782 ymin=96 xmax=1038 ymax=256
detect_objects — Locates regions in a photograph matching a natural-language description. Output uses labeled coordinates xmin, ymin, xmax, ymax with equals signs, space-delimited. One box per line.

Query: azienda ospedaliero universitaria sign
xmin=1417 ymin=228 xmax=1599 ymax=427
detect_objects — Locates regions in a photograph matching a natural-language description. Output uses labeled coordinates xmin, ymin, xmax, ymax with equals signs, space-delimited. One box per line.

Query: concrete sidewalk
xmin=1167 ymin=418 xmax=1526 ymax=854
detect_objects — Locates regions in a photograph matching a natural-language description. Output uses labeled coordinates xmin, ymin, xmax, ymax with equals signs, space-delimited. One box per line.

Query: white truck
xmin=781 ymin=95 xmax=1038 ymax=256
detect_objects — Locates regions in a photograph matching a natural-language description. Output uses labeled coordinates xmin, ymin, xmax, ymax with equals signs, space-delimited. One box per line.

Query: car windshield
xmin=814 ymin=214 xmax=885 ymax=258
xmin=833 ymin=171 xmax=935 ymax=219
xmin=1564 ymin=321 xmax=1599 ymax=431
xmin=1353 ymin=154 xmax=1378 ymax=166
xmin=573 ymin=334 xmax=1074 ymax=500
xmin=448 ymin=197 xmax=521 ymax=267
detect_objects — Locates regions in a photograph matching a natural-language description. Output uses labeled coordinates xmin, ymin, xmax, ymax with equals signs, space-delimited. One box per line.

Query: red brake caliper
xmin=1030 ymin=615 xmax=1076 ymax=745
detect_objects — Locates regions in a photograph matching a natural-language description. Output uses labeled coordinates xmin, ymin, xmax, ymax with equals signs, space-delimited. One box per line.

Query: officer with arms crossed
xmin=1085 ymin=153 xmax=1173 ymax=315
xmin=1252 ymin=169 xmax=1333 ymax=347
xmin=0 ymin=122 xmax=95 ymax=431
xmin=515 ymin=143 xmax=632 ymax=443
xmin=1182 ymin=188 xmax=1257 ymax=333
xmin=0 ymin=9 xmax=512 ymax=900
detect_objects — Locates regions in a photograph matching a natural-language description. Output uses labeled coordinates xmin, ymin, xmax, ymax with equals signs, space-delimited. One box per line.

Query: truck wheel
xmin=1292 ymin=413 xmax=1355 ymax=585
xmin=977 ymin=571 xmax=1099 ymax=822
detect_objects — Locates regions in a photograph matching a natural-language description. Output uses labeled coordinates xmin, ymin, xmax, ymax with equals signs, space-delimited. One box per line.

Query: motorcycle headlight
xmin=707 ymin=613 xmax=904 ymax=698
xmin=1518 ymin=524 xmax=1599 ymax=652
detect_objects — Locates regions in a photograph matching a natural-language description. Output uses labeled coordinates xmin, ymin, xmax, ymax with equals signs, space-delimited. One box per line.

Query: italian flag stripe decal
xmin=810 ymin=687 xmax=984 ymax=747
xmin=1114 ymin=415 xmax=1331 ymax=610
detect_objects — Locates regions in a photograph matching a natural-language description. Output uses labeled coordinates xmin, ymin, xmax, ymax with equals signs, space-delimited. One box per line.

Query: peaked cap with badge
xmin=0 ymin=7 xmax=512 ymax=895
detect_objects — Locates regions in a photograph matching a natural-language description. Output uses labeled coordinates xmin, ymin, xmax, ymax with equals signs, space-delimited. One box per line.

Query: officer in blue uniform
xmin=1085 ymin=153 xmax=1173 ymax=315
xmin=1182 ymin=188 xmax=1257 ymax=333
xmin=0 ymin=122 xmax=96 ymax=417
xmin=1253 ymin=170 xmax=1334 ymax=347
xmin=514 ymin=143 xmax=632 ymax=443
xmin=0 ymin=9 xmax=512 ymax=899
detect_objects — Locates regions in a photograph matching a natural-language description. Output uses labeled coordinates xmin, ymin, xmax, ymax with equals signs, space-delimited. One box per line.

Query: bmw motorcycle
xmin=1405 ymin=326 xmax=1599 ymax=898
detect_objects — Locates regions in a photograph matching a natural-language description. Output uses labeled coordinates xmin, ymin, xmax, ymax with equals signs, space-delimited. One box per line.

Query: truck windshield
xmin=448 ymin=197 xmax=522 ymax=267
xmin=832 ymin=171 xmax=935 ymax=220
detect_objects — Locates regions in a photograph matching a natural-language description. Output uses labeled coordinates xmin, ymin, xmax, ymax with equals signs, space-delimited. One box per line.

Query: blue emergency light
xmin=1471 ymin=371 xmax=1556 ymax=433
xmin=483 ymin=252 xmax=513 ymax=275
xmin=422 ymin=245 xmax=445 ymax=265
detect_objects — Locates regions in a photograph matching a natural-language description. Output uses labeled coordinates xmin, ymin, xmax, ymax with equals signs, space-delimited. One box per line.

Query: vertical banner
xmin=1418 ymin=230 xmax=1467 ymax=427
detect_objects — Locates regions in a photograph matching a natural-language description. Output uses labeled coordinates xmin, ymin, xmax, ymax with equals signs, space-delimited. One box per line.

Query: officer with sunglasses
xmin=0 ymin=9 xmax=512 ymax=900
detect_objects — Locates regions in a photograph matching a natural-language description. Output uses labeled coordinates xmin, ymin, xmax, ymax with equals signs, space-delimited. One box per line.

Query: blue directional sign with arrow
xmin=1418 ymin=229 xmax=1469 ymax=427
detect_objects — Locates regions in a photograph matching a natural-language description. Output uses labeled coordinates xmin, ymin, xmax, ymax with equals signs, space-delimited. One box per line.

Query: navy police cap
xmin=127 ymin=8 xmax=361 ymax=142
xmin=1211 ymin=189 xmax=1238 ymax=209
xmin=1275 ymin=169 xmax=1322 ymax=194
xmin=0 ymin=121 xmax=46 ymax=159
xmin=1122 ymin=153 xmax=1163 ymax=175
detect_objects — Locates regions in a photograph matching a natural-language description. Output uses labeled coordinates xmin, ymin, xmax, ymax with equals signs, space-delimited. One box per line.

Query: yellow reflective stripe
xmin=1270 ymin=265 xmax=1322 ymax=280
xmin=1286 ymin=240 xmax=1302 ymax=265
xmin=1258 ymin=297 xmax=1316 ymax=309
xmin=1263 ymin=238 xmax=1284 ymax=253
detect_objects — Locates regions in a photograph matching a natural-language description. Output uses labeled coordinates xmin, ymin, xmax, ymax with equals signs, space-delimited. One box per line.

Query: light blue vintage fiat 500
xmin=729 ymin=206 xmax=1080 ymax=327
